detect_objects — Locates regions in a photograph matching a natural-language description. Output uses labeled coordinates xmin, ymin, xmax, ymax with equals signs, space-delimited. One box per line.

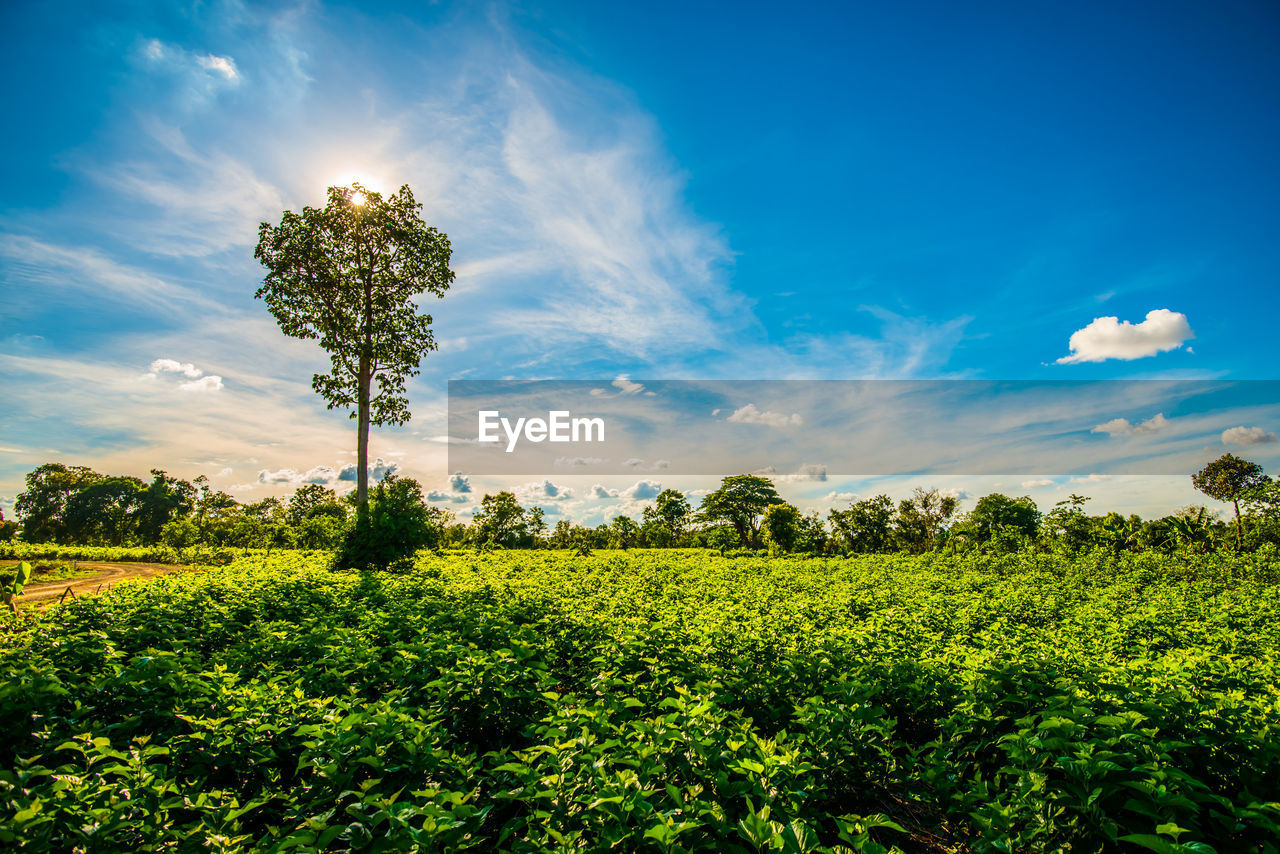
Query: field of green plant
xmin=2 ymin=550 xmax=1278 ymax=852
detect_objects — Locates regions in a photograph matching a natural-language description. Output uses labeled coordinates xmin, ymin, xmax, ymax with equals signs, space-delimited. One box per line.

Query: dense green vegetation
xmin=3 ymin=549 xmax=1278 ymax=852
xmin=11 ymin=457 xmax=1280 ymax=561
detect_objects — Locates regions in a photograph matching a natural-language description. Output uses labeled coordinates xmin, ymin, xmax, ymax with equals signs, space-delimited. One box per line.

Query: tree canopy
xmin=698 ymin=475 xmax=783 ymax=547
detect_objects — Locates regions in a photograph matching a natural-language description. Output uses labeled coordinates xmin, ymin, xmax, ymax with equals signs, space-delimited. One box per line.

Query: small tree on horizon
xmin=255 ymin=182 xmax=454 ymax=510
xmin=699 ymin=474 xmax=783 ymax=548
xmin=1192 ymin=453 xmax=1268 ymax=550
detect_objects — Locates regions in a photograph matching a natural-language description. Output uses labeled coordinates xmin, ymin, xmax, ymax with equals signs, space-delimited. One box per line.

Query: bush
xmin=333 ymin=476 xmax=436 ymax=571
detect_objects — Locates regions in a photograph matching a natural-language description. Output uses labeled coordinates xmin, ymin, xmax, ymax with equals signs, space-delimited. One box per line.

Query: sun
xmin=330 ymin=170 xmax=384 ymax=204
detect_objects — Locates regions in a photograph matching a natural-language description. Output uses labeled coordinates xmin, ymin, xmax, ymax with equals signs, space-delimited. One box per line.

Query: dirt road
xmin=12 ymin=562 xmax=188 ymax=608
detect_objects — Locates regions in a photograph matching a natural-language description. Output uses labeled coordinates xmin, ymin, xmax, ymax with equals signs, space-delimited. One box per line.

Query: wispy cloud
xmin=727 ymin=404 xmax=803 ymax=428
xmin=1091 ymin=412 xmax=1168 ymax=437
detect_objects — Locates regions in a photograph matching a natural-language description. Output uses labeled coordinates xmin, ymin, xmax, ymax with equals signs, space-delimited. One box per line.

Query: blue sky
xmin=2 ymin=0 xmax=1278 ymax=525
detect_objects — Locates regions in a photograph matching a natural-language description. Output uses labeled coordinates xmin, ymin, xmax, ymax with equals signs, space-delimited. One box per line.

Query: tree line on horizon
xmin=7 ymin=454 xmax=1279 ymax=560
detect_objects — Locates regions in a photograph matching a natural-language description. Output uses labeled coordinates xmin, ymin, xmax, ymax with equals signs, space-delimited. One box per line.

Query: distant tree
xmin=550 ymin=519 xmax=575 ymax=549
xmin=1192 ymin=454 xmax=1268 ymax=550
xmin=160 ymin=516 xmax=200 ymax=557
xmin=192 ymin=475 xmax=239 ymax=534
xmin=829 ymin=494 xmax=894 ymax=554
xmin=265 ymin=522 xmax=295 ymax=555
xmin=964 ymin=493 xmax=1041 ymax=545
xmin=63 ymin=476 xmax=145 ymax=545
xmin=470 ymin=491 xmax=528 ymax=548
xmin=134 ymin=469 xmax=196 ymax=544
xmin=652 ymin=489 xmax=692 ymax=539
xmin=796 ymin=511 xmax=829 ymax=554
xmin=255 ymin=183 xmax=454 ymax=509
xmin=296 ymin=514 xmax=347 ymax=550
xmin=1099 ymin=512 xmax=1144 ymax=554
xmin=707 ymin=526 xmax=738 ymax=556
xmin=699 ymin=475 xmax=783 ymax=547
xmin=228 ymin=516 xmax=268 ymax=554
xmin=608 ymin=515 xmax=640 ymax=549
xmin=761 ymin=502 xmax=801 ymax=553
xmin=288 ymin=484 xmax=338 ymax=526
xmin=1043 ymin=493 xmax=1092 ymax=553
xmin=528 ymin=507 xmax=547 ymax=545
xmin=639 ymin=510 xmax=673 ymax=547
xmin=243 ymin=496 xmax=286 ymax=522
xmin=15 ymin=463 xmax=103 ymax=543
xmin=895 ymin=487 xmax=959 ymax=553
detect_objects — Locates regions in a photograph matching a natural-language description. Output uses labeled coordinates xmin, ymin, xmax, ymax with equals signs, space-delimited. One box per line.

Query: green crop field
xmin=2 ymin=550 xmax=1278 ymax=852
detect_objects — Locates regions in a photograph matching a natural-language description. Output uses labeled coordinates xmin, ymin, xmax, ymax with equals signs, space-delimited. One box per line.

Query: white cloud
xmin=335 ymin=458 xmax=398 ymax=482
xmin=588 ymin=484 xmax=620 ymax=499
xmin=1056 ymin=309 xmax=1193 ymax=364
xmin=197 ymin=54 xmax=239 ymax=81
xmin=1091 ymin=412 xmax=1168 ymax=437
xmin=515 ymin=480 xmax=574 ymax=502
xmin=139 ymin=38 xmax=241 ymax=90
xmin=149 ymin=358 xmax=203 ymax=378
xmin=178 ymin=375 xmax=224 ymax=392
xmin=1222 ymin=426 xmax=1278 ymax=446
xmin=1020 ymin=479 xmax=1055 ymax=489
xmin=301 ymin=465 xmax=338 ymax=484
xmin=426 ymin=489 xmax=468 ymax=503
xmin=612 ymin=376 xmax=644 ymax=395
xmin=623 ymin=480 xmax=661 ymax=500
xmin=1070 ymin=473 xmax=1112 ymax=484
xmin=822 ymin=491 xmax=857 ymax=503
xmin=727 ymin=403 xmax=803 ymax=428
xmin=257 ymin=467 xmax=299 ymax=484
xmin=258 ymin=457 xmax=397 ymax=486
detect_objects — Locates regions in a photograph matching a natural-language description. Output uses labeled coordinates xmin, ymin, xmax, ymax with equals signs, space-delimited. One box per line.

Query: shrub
xmin=333 ymin=475 xmax=436 ymax=571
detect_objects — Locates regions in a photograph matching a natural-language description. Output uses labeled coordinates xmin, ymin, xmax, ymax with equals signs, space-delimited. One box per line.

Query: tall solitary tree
xmin=1192 ymin=453 xmax=1268 ymax=549
xmin=255 ymin=182 xmax=454 ymax=508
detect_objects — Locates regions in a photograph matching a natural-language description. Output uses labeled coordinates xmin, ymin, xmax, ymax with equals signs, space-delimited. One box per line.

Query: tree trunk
xmin=357 ymin=356 xmax=371 ymax=509
xmin=1234 ymin=498 xmax=1243 ymax=551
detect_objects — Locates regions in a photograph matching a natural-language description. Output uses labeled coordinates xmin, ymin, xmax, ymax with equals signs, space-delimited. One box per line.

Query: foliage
xmin=893 ymin=487 xmax=959 ymax=553
xmin=332 ymin=476 xmax=440 ymax=571
xmin=1 ymin=561 xmax=31 ymax=612
xmin=1193 ymin=454 xmax=1269 ymax=549
xmin=960 ymin=492 xmax=1040 ymax=547
xmin=760 ymin=502 xmax=801 ymax=553
xmin=255 ymin=183 xmax=454 ymax=506
xmin=15 ymin=464 xmax=105 ymax=544
xmin=0 ymin=543 xmax=182 ymax=563
xmin=0 ymin=511 xmax=18 ymax=543
xmin=829 ymin=495 xmax=895 ymax=554
xmin=471 ymin=491 xmax=530 ymax=549
xmin=699 ymin=475 xmax=784 ymax=547
xmin=2 ymin=549 xmax=1278 ymax=851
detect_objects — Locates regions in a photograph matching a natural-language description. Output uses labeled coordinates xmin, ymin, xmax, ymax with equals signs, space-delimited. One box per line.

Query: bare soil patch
xmin=7 ymin=561 xmax=189 ymax=608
